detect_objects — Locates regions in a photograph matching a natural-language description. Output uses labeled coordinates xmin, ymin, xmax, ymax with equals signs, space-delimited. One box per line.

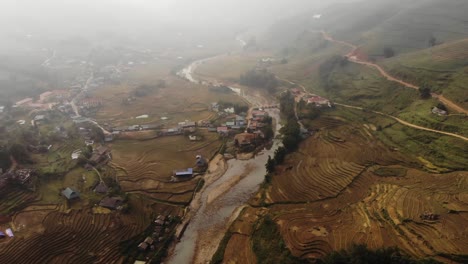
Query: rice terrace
xmin=1 ymin=1 xmax=468 ymax=264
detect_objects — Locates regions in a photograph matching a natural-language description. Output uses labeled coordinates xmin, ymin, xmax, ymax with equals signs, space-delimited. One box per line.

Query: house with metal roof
xmin=62 ymin=187 xmax=80 ymax=200
xmin=173 ymin=168 xmax=193 ymax=177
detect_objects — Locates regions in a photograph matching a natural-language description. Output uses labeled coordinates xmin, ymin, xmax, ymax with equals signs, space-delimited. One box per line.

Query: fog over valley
xmin=0 ymin=1 xmax=467 ymax=264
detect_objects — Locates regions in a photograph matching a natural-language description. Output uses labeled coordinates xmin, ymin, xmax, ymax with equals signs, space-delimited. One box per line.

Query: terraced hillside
xmin=268 ymin=169 xmax=468 ymax=262
xmin=112 ymin=130 xmax=221 ymax=205
xmin=0 ymin=199 xmax=181 ymax=264
xmin=266 ymin=121 xmax=409 ymax=203
xmin=215 ymin=115 xmax=468 ymax=263
xmin=382 ymin=38 xmax=468 ymax=109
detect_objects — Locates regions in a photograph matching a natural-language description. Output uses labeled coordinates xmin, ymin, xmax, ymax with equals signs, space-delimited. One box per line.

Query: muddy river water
xmin=168 ymin=57 xmax=282 ymax=263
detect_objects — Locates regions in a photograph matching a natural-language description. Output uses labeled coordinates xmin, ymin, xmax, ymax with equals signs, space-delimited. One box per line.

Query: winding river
xmin=168 ymin=54 xmax=282 ymax=263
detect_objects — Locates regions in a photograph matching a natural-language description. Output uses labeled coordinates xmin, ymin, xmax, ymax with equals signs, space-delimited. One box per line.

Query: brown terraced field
xmin=0 ymin=198 xmax=182 ymax=264
xmin=217 ymin=116 xmax=468 ymax=263
xmin=111 ymin=130 xmax=221 ymax=205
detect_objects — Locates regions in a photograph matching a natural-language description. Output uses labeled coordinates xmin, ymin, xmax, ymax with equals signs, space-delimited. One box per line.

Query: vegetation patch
xmin=373 ymin=167 xmax=407 ymax=177
xmin=252 ymin=214 xmax=301 ymax=264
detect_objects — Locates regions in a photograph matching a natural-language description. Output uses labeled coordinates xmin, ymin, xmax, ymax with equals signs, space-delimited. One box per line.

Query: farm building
xmin=196 ymin=155 xmax=207 ymax=167
xmin=432 ymin=107 xmax=447 ymax=116
xmin=144 ymin=237 xmax=154 ymax=245
xmin=104 ymin=133 xmax=114 ymax=142
xmin=34 ymin=115 xmax=46 ymax=122
xmin=174 ymin=168 xmax=193 ymax=178
xmin=224 ymin=107 xmax=235 ymax=114
xmin=90 ymin=146 xmax=111 ymax=164
xmin=11 ymin=169 xmax=33 ymax=185
xmin=94 ymin=182 xmax=108 ymax=193
xmin=62 ymin=187 xmax=80 ymax=200
xmin=251 ymin=110 xmax=268 ymax=118
xmin=161 ymin=128 xmax=182 ymax=136
xmin=307 ymin=95 xmax=330 ymax=106
xmin=217 ymin=126 xmax=229 ymax=134
xmin=99 ymin=196 xmax=124 ymax=210
xmin=178 ymin=121 xmax=196 ymax=128
xmin=225 ymin=121 xmax=236 ymax=127
xmin=234 ymin=133 xmax=256 ymax=146
xmin=138 ymin=242 xmax=148 ymax=251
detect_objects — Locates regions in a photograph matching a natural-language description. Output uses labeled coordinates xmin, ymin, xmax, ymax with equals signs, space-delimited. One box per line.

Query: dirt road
xmin=334 ymin=103 xmax=468 ymax=141
xmin=277 ymin=73 xmax=466 ymax=141
xmin=321 ymin=31 xmax=468 ymax=115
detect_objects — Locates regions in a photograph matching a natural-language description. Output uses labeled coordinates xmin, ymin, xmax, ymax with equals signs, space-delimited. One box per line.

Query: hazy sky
xmin=1 ymin=0 xmax=326 ymax=35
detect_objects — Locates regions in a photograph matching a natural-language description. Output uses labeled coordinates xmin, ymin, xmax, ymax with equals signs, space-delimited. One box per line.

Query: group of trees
xmin=132 ymin=81 xmax=165 ymax=97
xmin=383 ymin=47 xmax=395 ymax=58
xmin=265 ymin=91 xmax=302 ymax=179
xmin=419 ymin=85 xmax=432 ymax=99
xmin=318 ymin=55 xmax=348 ymax=90
xmin=240 ymin=69 xmax=278 ymax=93
xmin=217 ymin=101 xmax=249 ymax=114
xmin=297 ymin=98 xmax=322 ymax=120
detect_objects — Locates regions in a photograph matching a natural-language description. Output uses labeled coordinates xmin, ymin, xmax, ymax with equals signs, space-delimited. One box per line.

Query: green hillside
xmin=360 ymin=0 xmax=468 ymax=56
xmin=382 ymin=38 xmax=468 ymax=108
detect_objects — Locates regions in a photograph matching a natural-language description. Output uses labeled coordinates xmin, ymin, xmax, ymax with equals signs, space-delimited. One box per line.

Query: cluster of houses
xmin=215 ymin=114 xmax=247 ymax=135
xmin=138 ymin=214 xmax=172 ymax=251
xmin=0 ymin=169 xmax=34 ymax=190
xmin=420 ymin=211 xmax=440 ymax=221
xmin=290 ymin=88 xmax=332 ymax=107
xmin=13 ymin=90 xmax=72 ymax=110
xmin=61 ymin=183 xmax=126 ymax=211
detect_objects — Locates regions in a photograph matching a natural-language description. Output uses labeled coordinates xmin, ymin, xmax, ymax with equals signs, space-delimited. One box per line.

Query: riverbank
xmin=168 ymin=50 xmax=282 ymax=264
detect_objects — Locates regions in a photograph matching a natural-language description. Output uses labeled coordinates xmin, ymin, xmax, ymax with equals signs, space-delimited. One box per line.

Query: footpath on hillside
xmin=320 ymin=31 xmax=468 ymax=115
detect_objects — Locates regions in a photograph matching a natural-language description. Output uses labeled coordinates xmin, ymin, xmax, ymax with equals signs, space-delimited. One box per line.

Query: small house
xmin=99 ymin=196 xmax=124 ymax=210
xmin=217 ymin=126 xmax=229 ymax=134
xmin=224 ymin=107 xmax=235 ymax=114
xmin=307 ymin=96 xmax=329 ymax=106
xmin=90 ymin=146 xmax=111 ymax=164
xmin=138 ymin=242 xmax=148 ymax=251
xmin=94 ymin=182 xmax=108 ymax=194
xmin=196 ymin=155 xmax=207 ymax=167
xmin=62 ymin=187 xmax=80 ymax=200
xmin=174 ymin=168 xmax=193 ymax=178
xmin=431 ymin=107 xmax=447 ymax=116
xmin=154 ymin=219 xmax=165 ymax=226
xmin=251 ymin=110 xmax=268 ymax=118
xmin=234 ymin=133 xmax=256 ymax=147
xmin=144 ymin=237 xmax=154 ymax=245
xmin=104 ymin=133 xmax=114 ymax=142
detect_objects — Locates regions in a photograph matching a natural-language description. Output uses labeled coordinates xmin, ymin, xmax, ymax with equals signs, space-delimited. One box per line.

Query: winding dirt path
xmin=321 ymin=31 xmax=468 ymax=115
xmin=334 ymin=103 xmax=468 ymax=141
xmin=276 ymin=76 xmax=467 ymax=141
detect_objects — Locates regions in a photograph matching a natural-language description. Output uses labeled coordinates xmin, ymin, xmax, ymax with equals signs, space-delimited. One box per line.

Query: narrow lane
xmin=321 ymin=31 xmax=468 ymax=115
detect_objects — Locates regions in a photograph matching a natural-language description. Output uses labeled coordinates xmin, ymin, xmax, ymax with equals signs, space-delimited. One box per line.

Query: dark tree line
xmin=318 ymin=55 xmax=348 ymax=90
xmin=264 ymin=91 xmax=302 ymax=179
xmin=240 ymin=69 xmax=278 ymax=93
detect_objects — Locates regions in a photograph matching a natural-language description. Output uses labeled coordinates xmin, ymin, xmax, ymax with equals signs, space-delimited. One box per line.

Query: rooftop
xmin=62 ymin=187 xmax=80 ymax=200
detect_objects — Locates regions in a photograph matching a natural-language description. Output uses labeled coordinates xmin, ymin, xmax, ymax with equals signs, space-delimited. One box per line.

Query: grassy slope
xmin=381 ymin=38 xmax=468 ymax=108
xmin=360 ymin=0 xmax=468 ymax=55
